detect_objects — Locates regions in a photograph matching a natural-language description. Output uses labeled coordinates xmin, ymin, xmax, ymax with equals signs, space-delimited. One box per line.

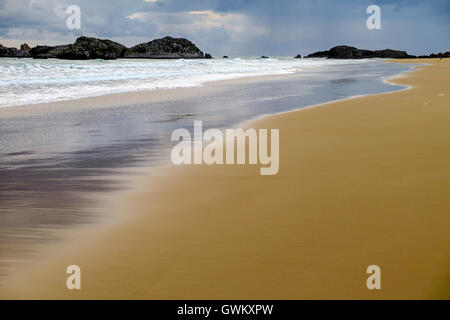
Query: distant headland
xmin=304 ymin=45 xmax=449 ymax=60
xmin=0 ymin=36 xmax=212 ymax=60
xmin=0 ymin=36 xmax=448 ymax=60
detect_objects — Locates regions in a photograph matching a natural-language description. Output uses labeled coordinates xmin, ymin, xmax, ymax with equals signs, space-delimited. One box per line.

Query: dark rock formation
xmin=21 ymin=43 xmax=31 ymax=51
xmin=307 ymin=45 xmax=415 ymax=59
xmin=124 ymin=36 xmax=205 ymax=59
xmin=29 ymin=45 xmax=58 ymax=59
xmin=329 ymin=46 xmax=361 ymax=59
xmin=71 ymin=36 xmax=127 ymax=59
xmin=260 ymin=56 xmax=269 ymax=59
xmin=306 ymin=50 xmax=329 ymax=58
xmin=17 ymin=43 xmax=31 ymax=58
xmin=372 ymin=49 xmax=416 ymax=59
xmin=223 ymin=56 xmax=229 ymax=58
xmin=444 ymin=52 xmax=450 ymax=58
xmin=30 ymin=37 xmax=127 ymax=60
xmin=295 ymin=54 xmax=302 ymax=59
xmin=6 ymin=36 xmax=209 ymax=60
xmin=0 ymin=44 xmax=18 ymax=57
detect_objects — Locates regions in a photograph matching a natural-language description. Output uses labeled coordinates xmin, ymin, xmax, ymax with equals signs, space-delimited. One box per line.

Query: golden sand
xmin=1 ymin=59 xmax=449 ymax=299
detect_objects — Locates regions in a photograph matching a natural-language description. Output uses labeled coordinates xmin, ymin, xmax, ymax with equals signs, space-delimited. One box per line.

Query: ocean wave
xmin=0 ymin=57 xmax=372 ymax=108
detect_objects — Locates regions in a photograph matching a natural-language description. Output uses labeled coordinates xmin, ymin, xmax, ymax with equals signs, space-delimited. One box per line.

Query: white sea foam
xmin=0 ymin=57 xmax=372 ymax=108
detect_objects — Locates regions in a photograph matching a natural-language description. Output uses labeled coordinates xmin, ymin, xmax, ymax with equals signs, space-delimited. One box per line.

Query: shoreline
xmin=235 ymin=62 xmax=419 ymax=128
xmin=1 ymin=58 xmax=449 ymax=299
xmin=0 ymin=59 xmax=404 ymax=119
xmin=0 ymin=72 xmax=301 ymax=118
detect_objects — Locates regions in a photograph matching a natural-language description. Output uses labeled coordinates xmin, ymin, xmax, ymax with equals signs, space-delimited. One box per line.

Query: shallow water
xmin=0 ymin=59 xmax=414 ymax=279
xmin=0 ymin=57 xmax=377 ymax=107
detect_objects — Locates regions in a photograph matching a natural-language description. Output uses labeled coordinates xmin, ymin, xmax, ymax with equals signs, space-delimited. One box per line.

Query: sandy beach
xmin=1 ymin=59 xmax=449 ymax=300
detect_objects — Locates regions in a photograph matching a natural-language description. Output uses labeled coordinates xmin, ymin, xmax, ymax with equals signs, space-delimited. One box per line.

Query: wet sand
xmin=1 ymin=59 xmax=449 ymax=299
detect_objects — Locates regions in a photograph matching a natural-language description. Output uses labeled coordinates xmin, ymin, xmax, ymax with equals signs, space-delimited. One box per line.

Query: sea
xmin=0 ymin=57 xmax=401 ymax=108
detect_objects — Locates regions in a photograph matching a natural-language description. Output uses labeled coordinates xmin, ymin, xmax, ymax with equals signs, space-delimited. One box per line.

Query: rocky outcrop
xmin=295 ymin=54 xmax=302 ymax=59
xmin=124 ymin=36 xmax=205 ymax=59
xmin=367 ymin=49 xmax=415 ymax=59
xmin=0 ymin=44 xmax=18 ymax=57
xmin=0 ymin=43 xmax=30 ymax=57
xmin=7 ymin=38 xmax=445 ymax=60
xmin=71 ymin=36 xmax=127 ymax=59
xmin=306 ymin=50 xmax=329 ymax=58
xmin=30 ymin=37 xmax=127 ymax=60
xmin=329 ymin=46 xmax=363 ymax=59
xmin=29 ymin=45 xmax=59 ymax=59
xmin=21 ymin=43 xmax=31 ymax=51
xmin=6 ymin=36 xmax=209 ymax=60
xmin=223 ymin=56 xmax=229 ymax=58
xmin=306 ymin=45 xmax=416 ymax=59
xmin=17 ymin=43 xmax=31 ymax=58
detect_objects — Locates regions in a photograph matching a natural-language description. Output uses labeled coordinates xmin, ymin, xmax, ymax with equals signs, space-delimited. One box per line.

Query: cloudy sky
xmin=0 ymin=0 xmax=449 ymax=56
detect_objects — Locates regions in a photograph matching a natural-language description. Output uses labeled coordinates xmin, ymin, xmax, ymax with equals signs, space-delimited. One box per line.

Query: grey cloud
xmin=0 ymin=0 xmax=448 ymax=55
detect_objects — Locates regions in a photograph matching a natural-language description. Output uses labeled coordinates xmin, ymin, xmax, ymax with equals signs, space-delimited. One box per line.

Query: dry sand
xmin=1 ymin=59 xmax=449 ymax=299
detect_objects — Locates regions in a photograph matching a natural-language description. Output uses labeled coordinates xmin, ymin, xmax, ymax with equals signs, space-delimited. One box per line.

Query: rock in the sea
xmin=29 ymin=45 xmax=58 ymax=59
xmin=30 ymin=37 xmax=127 ymax=60
xmin=70 ymin=36 xmax=127 ymax=59
xmin=444 ymin=52 xmax=450 ymax=58
xmin=0 ymin=44 xmax=18 ymax=57
xmin=307 ymin=45 xmax=415 ymax=59
xmin=6 ymin=36 xmax=212 ymax=60
xmin=17 ymin=43 xmax=31 ymax=58
xmin=223 ymin=56 xmax=229 ymax=58
xmin=20 ymin=43 xmax=31 ymax=51
xmin=124 ymin=36 xmax=205 ymax=59
xmin=305 ymin=50 xmax=330 ymax=58
xmin=260 ymin=56 xmax=269 ymax=59
xmin=295 ymin=54 xmax=302 ymax=59
xmin=328 ymin=46 xmax=362 ymax=59
xmin=372 ymin=49 xmax=416 ymax=59
xmin=328 ymin=46 xmax=414 ymax=59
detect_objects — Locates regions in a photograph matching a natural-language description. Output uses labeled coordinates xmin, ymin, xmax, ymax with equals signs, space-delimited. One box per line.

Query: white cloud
xmin=126 ymin=9 xmax=269 ymax=41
